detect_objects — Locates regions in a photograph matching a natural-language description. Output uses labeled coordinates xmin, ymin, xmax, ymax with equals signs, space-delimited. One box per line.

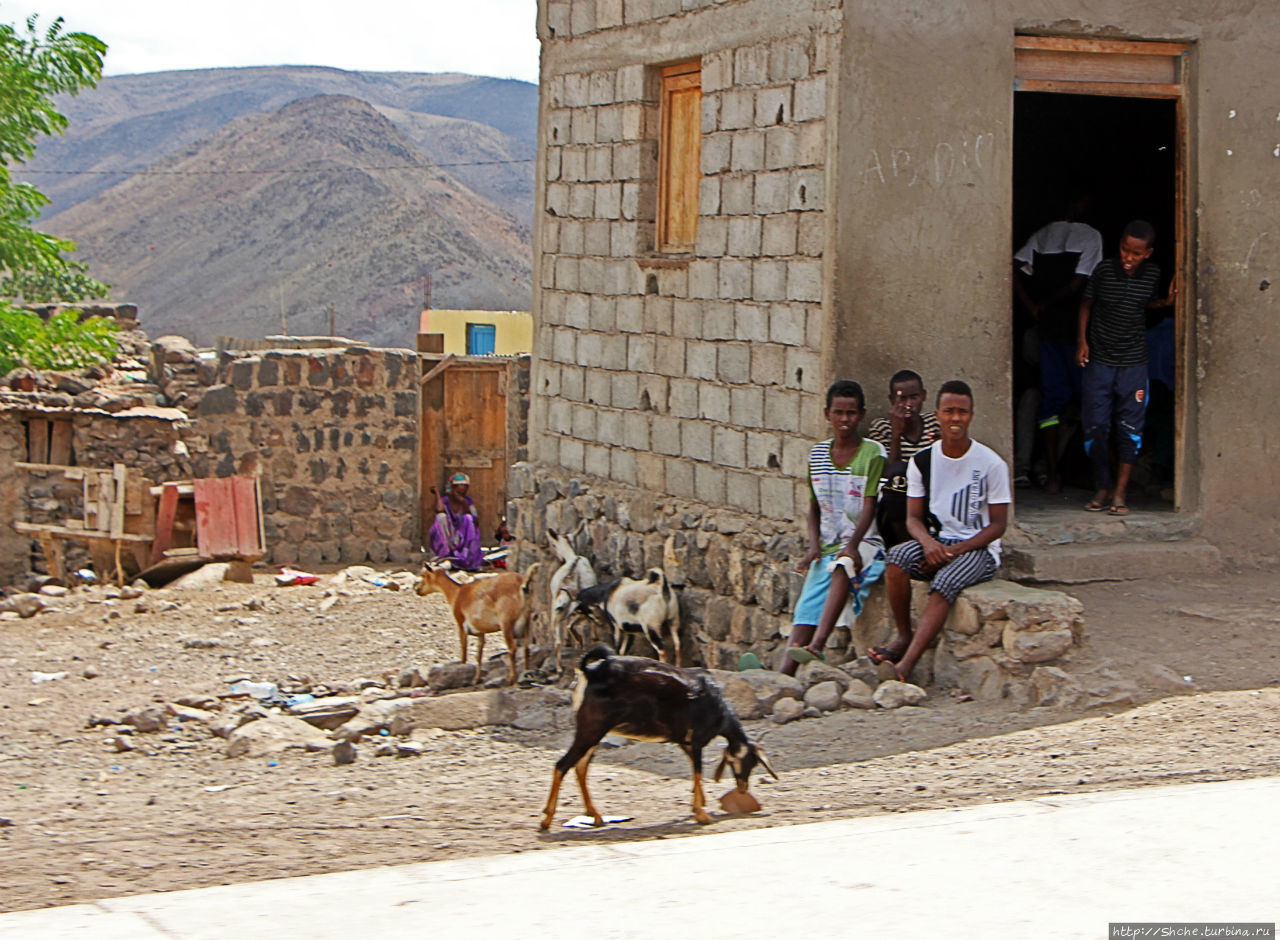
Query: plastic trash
xmin=284 ymin=693 xmax=315 ymax=708
xmin=563 ymin=815 xmax=633 ymax=828
xmin=275 ymin=567 xmax=320 ymax=586
xmin=76 ymin=568 xmax=97 ymax=583
xmin=31 ymin=671 xmax=67 ymax=683
xmin=229 ymin=680 xmax=279 ymax=700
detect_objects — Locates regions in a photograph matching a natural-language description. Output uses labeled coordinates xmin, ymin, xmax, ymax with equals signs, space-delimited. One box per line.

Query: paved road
xmin=2 ymin=776 xmax=1276 ymax=939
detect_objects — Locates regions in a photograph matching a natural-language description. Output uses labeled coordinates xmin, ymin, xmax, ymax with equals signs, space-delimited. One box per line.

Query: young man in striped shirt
xmin=1076 ymin=220 xmax=1176 ymax=515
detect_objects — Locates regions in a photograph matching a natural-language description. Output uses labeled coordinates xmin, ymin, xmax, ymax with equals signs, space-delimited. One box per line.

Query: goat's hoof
xmin=694 ymin=811 xmax=712 ymax=825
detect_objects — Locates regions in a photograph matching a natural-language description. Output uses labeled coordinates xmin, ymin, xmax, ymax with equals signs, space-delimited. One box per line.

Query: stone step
xmin=1003 ymin=538 xmax=1221 ymax=584
xmin=1012 ymin=506 xmax=1200 ymax=545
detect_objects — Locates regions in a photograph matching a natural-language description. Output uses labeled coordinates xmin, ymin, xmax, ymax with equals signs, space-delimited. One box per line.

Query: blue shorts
xmin=793 ymin=543 xmax=886 ymax=627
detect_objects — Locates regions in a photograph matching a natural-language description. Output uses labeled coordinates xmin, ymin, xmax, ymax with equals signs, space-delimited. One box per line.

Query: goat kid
xmin=415 ymin=561 xmax=542 ymax=686
xmin=573 ymin=568 xmax=682 ymax=665
xmin=545 ymin=526 xmax=598 ymax=671
xmin=540 ymin=645 xmax=776 ymax=829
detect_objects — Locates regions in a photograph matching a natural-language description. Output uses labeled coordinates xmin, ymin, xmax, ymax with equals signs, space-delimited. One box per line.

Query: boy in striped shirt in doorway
xmin=1076 ymin=220 xmax=1176 ymax=515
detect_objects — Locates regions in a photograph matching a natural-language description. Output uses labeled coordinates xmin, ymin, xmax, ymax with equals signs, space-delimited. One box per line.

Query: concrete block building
xmin=514 ymin=0 xmax=1280 ymax=666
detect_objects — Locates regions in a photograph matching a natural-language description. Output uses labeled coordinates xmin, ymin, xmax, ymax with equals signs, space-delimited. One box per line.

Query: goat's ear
xmin=713 ymin=750 xmax=731 ymax=782
xmin=755 ymin=746 xmax=779 ymax=780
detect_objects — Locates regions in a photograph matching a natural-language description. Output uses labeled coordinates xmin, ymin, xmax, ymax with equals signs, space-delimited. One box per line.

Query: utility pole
xmin=328 ymin=302 xmax=335 ymax=337
xmin=423 ymin=272 xmax=432 ymax=311
xmin=279 ymin=285 xmax=287 ymax=335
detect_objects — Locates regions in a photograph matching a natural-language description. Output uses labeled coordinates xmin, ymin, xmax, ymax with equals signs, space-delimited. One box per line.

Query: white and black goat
xmin=546 ymin=526 xmax=598 ymax=671
xmin=539 ymin=645 xmax=777 ymax=829
xmin=572 ymin=568 xmax=682 ymax=665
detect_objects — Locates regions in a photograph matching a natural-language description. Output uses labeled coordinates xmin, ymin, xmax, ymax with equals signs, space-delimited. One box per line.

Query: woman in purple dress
xmin=428 ymin=472 xmax=483 ymax=571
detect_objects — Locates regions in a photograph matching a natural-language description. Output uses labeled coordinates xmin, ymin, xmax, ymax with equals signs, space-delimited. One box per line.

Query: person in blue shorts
xmin=779 ymin=380 xmax=887 ymax=676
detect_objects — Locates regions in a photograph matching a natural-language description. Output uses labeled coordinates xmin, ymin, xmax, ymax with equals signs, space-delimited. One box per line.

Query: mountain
xmin=21 ymin=67 xmax=536 ymax=347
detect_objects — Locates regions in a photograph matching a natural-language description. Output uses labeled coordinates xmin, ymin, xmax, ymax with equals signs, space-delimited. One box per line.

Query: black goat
xmin=539 ymin=645 xmax=776 ymax=829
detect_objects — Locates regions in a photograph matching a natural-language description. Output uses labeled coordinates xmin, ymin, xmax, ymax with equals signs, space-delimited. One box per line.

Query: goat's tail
xmin=580 ymin=643 xmax=615 ymax=679
xmin=520 ymin=561 xmax=544 ymax=593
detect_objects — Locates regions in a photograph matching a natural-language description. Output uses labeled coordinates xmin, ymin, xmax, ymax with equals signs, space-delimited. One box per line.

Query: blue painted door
xmin=466 ymin=323 xmax=496 ymax=355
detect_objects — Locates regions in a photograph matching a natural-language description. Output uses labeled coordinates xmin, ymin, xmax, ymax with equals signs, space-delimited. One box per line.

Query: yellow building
xmin=417 ymin=309 xmax=532 ymax=356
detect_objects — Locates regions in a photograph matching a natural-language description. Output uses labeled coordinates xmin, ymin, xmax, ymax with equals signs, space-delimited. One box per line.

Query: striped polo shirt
xmin=1083 ymin=258 xmax=1162 ymax=366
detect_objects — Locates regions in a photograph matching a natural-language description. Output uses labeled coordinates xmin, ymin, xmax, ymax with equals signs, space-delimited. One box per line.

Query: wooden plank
xmin=124 ymin=474 xmax=144 ymax=517
xmin=1015 ymin=48 xmax=1176 ymax=84
xmin=27 ymin=418 xmax=50 ymax=463
xmin=1014 ymin=36 xmax=1189 ymax=57
xmin=419 ymin=353 xmax=457 ymax=386
xmin=110 ymin=464 xmax=127 ymax=538
xmin=37 ymin=534 xmax=64 ymax=583
xmin=49 ymin=420 xmax=72 ymax=466
xmin=150 ymin=483 xmax=181 ymax=565
xmin=231 ymin=476 xmax=263 ymax=556
xmin=193 ymin=478 xmax=240 ymax=557
xmin=1014 ymin=79 xmax=1183 ymax=99
xmin=14 ymin=522 xmax=151 ymax=542
xmin=16 ymin=461 xmax=83 ymax=475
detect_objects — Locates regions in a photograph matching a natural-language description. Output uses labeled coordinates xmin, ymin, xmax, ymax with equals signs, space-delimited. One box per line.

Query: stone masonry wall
xmin=535 ymin=0 xmax=840 ymax=526
xmin=508 ymin=461 xmax=807 ymax=670
xmin=184 ymin=345 xmax=420 ymax=567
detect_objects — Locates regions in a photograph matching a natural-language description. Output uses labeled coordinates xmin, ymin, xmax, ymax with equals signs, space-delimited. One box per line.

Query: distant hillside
xmin=20 ymin=67 xmax=536 ymax=347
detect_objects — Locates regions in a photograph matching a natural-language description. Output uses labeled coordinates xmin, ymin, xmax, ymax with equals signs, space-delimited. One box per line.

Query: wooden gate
xmin=420 ymin=356 xmax=511 ymax=549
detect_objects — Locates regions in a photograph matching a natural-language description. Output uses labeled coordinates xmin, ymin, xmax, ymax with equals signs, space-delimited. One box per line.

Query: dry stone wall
xmin=180 ymin=344 xmax=420 ymax=567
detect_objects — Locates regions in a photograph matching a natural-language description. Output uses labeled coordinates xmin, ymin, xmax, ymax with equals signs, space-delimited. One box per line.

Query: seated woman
xmin=428 ymin=472 xmax=483 ymax=571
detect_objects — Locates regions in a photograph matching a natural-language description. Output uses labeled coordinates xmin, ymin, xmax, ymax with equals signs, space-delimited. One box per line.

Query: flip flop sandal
xmin=1084 ymin=499 xmax=1108 ymax=512
xmin=866 ymin=645 xmax=900 ymax=665
xmin=786 ymin=647 xmax=824 ymax=664
xmin=1107 ymin=504 xmax=1131 ymax=516
xmin=737 ymin=652 xmax=764 ymax=671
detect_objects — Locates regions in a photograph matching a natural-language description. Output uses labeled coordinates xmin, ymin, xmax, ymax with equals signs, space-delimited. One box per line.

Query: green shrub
xmin=0 ymin=304 xmax=118 ymax=374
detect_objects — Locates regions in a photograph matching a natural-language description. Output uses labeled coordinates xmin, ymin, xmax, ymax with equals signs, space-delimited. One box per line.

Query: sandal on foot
xmin=866 ymin=645 xmax=901 ymax=665
xmin=786 ymin=647 xmax=824 ymax=664
xmin=1084 ymin=499 xmax=1108 ymax=512
xmin=1107 ymin=504 xmax=1131 ymax=516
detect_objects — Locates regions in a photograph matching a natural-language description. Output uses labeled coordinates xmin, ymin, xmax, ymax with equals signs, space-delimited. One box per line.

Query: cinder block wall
xmin=518 ymin=0 xmax=843 ymax=663
xmin=187 ymin=346 xmax=420 ymax=567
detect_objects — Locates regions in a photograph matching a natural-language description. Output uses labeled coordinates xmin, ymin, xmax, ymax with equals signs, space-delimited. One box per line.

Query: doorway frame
xmin=1013 ymin=35 xmax=1195 ymax=510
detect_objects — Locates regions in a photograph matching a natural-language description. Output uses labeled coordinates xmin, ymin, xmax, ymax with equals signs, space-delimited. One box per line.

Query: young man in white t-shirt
xmin=869 ymin=380 xmax=1011 ymax=683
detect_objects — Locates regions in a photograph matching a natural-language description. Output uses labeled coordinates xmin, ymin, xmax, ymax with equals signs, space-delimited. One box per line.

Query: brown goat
xmin=416 ymin=561 xmax=542 ymax=686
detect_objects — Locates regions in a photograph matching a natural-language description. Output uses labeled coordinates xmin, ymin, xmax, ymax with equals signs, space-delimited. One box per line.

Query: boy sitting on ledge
xmin=870 ymin=380 xmax=1010 ymax=683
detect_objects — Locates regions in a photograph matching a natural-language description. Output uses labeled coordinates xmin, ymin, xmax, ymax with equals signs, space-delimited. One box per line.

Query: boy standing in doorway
xmin=1076 ymin=219 xmax=1175 ymax=515
xmin=871 ymin=381 xmax=1010 ymax=683
xmin=780 ymin=380 xmax=887 ymax=675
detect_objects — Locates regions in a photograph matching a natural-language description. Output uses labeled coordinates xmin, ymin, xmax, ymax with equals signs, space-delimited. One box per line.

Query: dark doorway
xmin=1012 ymin=91 xmax=1178 ymax=508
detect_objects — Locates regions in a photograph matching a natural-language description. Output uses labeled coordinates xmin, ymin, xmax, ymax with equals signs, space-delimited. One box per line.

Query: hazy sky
xmin=3 ymin=0 xmax=540 ymax=83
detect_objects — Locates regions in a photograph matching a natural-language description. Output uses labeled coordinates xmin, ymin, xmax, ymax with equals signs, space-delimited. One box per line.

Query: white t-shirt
xmin=1014 ymin=220 xmax=1103 ymax=277
xmin=906 ymin=440 xmax=1012 ymax=561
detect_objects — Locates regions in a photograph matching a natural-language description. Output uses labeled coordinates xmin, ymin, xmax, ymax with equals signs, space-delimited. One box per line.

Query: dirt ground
xmin=2 ymin=563 xmax=1279 ymax=914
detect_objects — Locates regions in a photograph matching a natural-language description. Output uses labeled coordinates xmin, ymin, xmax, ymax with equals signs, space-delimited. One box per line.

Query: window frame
xmin=655 ymin=61 xmax=703 ymax=254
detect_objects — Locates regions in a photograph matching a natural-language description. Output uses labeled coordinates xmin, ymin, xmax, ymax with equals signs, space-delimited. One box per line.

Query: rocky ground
xmin=2 ymin=562 xmax=1279 ymax=914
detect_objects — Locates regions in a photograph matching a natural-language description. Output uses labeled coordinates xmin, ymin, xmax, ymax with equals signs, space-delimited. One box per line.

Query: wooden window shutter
xmin=657 ymin=62 xmax=702 ymax=252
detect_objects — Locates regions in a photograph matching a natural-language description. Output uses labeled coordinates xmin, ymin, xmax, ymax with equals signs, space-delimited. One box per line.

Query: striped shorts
xmin=886 ymin=538 xmax=997 ymax=603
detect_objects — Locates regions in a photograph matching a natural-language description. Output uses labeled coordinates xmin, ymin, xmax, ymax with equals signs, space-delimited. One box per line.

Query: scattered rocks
xmin=840 ymin=678 xmax=877 ymax=709
xmin=398 ymin=666 xmax=429 ymax=688
xmin=1137 ymin=663 xmax=1198 ymax=694
xmin=225 ymin=715 xmax=331 ymax=758
xmin=770 ymin=697 xmax=805 ymax=724
xmin=803 ymin=680 xmax=842 ymax=712
xmin=37 ymin=585 xmax=68 ymax=597
xmin=3 ymin=594 xmax=45 ymax=618
xmin=123 ymin=706 xmax=170 ymax=732
xmin=332 ymin=740 xmax=357 ymax=765
xmin=796 ymin=660 xmax=858 ymax=692
xmin=180 ymin=637 xmax=220 ymax=649
xmin=873 ymin=680 xmax=927 ymax=709
xmin=428 ymin=662 xmax=480 ymax=692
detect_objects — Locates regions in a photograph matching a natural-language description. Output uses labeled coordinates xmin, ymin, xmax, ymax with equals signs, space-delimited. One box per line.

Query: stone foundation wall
xmin=508 ymin=461 xmax=805 ymax=669
xmin=181 ymin=344 xmax=421 ymax=567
